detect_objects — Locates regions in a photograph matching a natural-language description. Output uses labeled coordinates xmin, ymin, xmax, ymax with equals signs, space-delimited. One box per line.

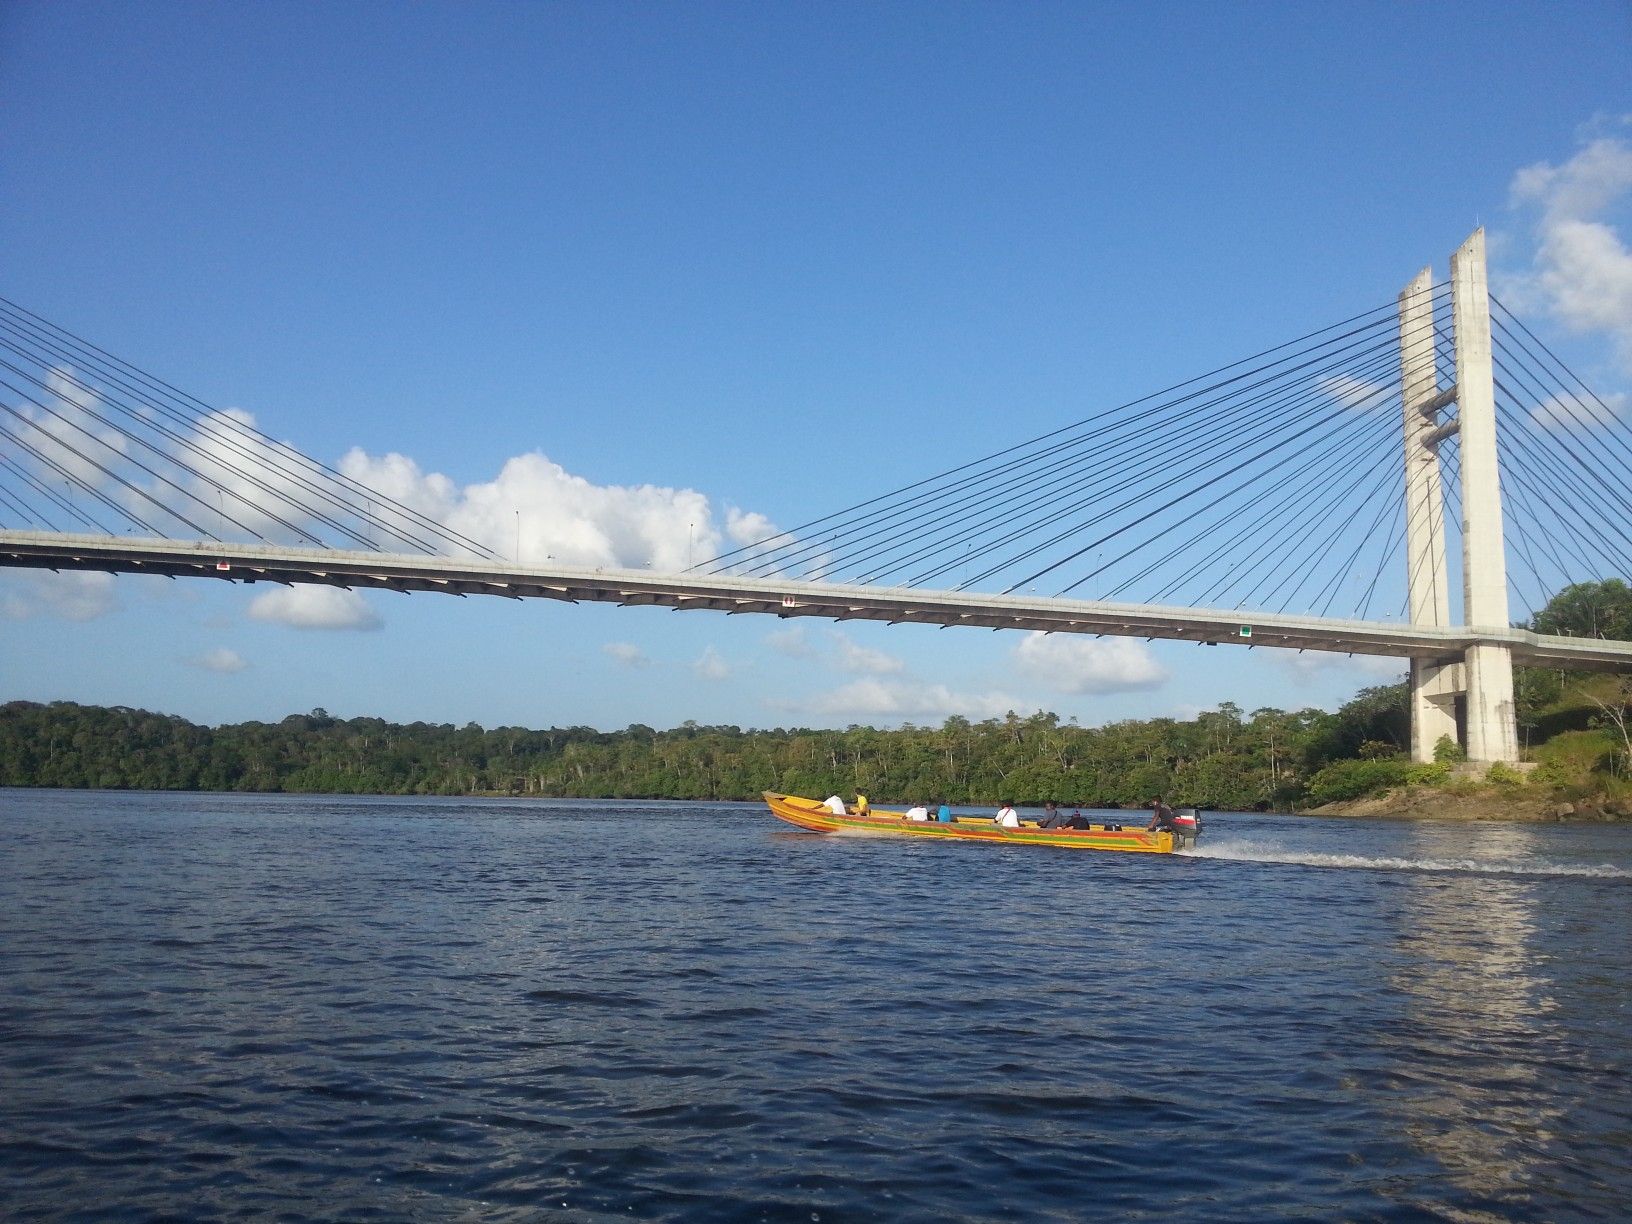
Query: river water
xmin=2 ymin=789 xmax=1629 ymax=1222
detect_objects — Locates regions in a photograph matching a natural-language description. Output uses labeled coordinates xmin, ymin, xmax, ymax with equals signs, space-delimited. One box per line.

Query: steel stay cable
xmin=945 ymin=359 xmax=1400 ymax=593
xmin=1039 ymin=392 xmax=1391 ymax=599
xmin=1494 ymin=447 xmax=1599 ymax=607
xmin=0 ymin=352 xmax=324 ymax=545
xmin=0 ymin=386 xmax=217 ymax=538
xmin=1354 ymin=493 xmax=1407 ymax=622
xmin=0 ymin=450 xmax=109 ymax=533
xmin=0 ymin=337 xmax=373 ymax=545
xmin=0 ymin=417 xmax=164 ymax=534
xmin=0 ymin=372 xmax=269 ymax=543
xmin=1316 ymin=464 xmax=1403 ymax=619
xmin=0 ymin=484 xmax=43 ymax=527
xmin=1179 ymin=407 xmax=1402 ymax=610
xmin=1489 ymin=354 xmax=1632 ymax=541
xmin=949 ymin=324 xmax=1432 ymax=590
xmin=0 ymin=301 xmax=495 ymax=558
xmin=1493 ymin=382 xmax=1632 ymax=572
xmin=1498 ymin=417 xmax=1632 ymax=577
xmin=877 ymin=317 xmax=1431 ymax=586
xmin=743 ymin=321 xmax=1405 ymax=583
xmin=1086 ymin=378 xmax=1401 ymax=608
xmin=890 ymin=335 xmax=1416 ymax=590
xmin=1102 ymin=404 xmax=1397 ymax=604
xmin=0 ymin=299 xmax=495 ymax=556
xmin=0 ymin=313 xmax=393 ymax=540
xmin=1297 ymin=470 xmax=1398 ymax=619
xmin=1139 ymin=365 xmax=1407 ymax=604
xmin=704 ymin=290 xmax=1449 ymax=572
xmin=1252 ymin=432 xmax=1403 ymax=615
xmin=0 ymin=322 xmax=432 ymax=553
xmin=737 ymin=310 xmax=1422 ymax=581
xmin=1489 ymin=298 xmax=1632 ymax=476
xmin=1496 ymin=429 xmax=1632 ymax=579
xmin=848 ymin=346 xmax=1406 ymax=591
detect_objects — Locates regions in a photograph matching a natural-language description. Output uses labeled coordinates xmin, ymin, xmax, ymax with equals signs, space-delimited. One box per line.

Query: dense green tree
xmin=1 ymin=675 xmax=1591 ymax=809
xmin=1528 ymin=579 xmax=1632 ymax=641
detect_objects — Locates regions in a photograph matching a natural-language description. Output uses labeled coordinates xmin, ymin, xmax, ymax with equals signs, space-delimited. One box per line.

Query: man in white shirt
xmin=994 ymin=802 xmax=1020 ymax=828
xmin=905 ymin=804 xmax=929 ymax=821
xmin=824 ymin=795 xmax=847 ymax=815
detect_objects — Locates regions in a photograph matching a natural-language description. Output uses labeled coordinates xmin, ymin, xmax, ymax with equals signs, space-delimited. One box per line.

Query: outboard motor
xmin=1173 ymin=807 xmax=1202 ymax=849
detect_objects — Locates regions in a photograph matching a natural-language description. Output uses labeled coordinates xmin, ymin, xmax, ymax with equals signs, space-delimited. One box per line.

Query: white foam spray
xmin=1181 ymin=839 xmax=1632 ymax=879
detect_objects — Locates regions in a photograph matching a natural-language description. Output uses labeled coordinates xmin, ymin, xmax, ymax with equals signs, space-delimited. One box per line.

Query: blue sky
xmin=2 ymin=1 xmax=1630 ymax=732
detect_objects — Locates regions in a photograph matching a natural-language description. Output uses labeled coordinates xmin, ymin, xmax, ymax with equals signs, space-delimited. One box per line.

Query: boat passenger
xmin=856 ymin=794 xmax=870 ymax=816
xmin=994 ymin=801 xmax=1020 ymax=828
xmin=905 ymin=803 xmax=929 ymax=821
xmin=824 ymin=794 xmax=847 ymax=815
xmin=936 ymin=803 xmax=953 ymax=823
xmin=1037 ymin=801 xmax=1069 ymax=829
xmin=1063 ymin=805 xmax=1094 ymax=830
xmin=1146 ymin=796 xmax=1177 ymax=833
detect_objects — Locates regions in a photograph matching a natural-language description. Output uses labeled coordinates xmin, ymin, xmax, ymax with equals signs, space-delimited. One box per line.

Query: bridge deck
xmin=4 ymin=530 xmax=1629 ymax=672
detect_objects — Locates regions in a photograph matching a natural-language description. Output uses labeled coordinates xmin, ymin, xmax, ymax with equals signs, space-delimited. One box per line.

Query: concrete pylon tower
xmin=1397 ymin=228 xmax=1520 ymax=765
xmin=1397 ymin=267 xmax=1460 ymax=761
xmin=1450 ymin=229 xmax=1519 ymax=764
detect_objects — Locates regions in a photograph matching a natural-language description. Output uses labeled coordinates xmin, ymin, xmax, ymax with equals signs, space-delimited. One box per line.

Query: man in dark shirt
xmin=1147 ymin=796 xmax=1176 ymax=832
xmin=1038 ymin=800 xmax=1070 ymax=829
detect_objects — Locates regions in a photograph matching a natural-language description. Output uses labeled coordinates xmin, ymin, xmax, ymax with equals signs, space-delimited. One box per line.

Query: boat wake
xmin=1181 ymin=839 xmax=1632 ymax=879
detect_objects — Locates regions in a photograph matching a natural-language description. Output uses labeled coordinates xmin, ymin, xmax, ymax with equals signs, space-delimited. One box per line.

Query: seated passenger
xmin=936 ymin=802 xmax=953 ymax=823
xmin=856 ymin=794 xmax=870 ymax=816
xmin=905 ymin=803 xmax=929 ymax=821
xmin=824 ymin=794 xmax=847 ymax=815
xmin=994 ymin=801 xmax=1020 ymax=828
xmin=1037 ymin=801 xmax=1068 ymax=829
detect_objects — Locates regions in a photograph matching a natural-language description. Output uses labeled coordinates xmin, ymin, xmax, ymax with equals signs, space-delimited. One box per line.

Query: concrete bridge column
xmin=1450 ymin=229 xmax=1520 ymax=765
xmin=1398 ymin=265 xmax=1460 ymax=762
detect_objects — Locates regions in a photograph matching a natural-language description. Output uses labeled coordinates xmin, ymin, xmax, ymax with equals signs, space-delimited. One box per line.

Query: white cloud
xmin=603 ymin=641 xmax=650 ymax=668
xmin=1530 ymin=390 xmax=1626 ymax=431
xmin=189 ymin=647 xmax=247 ymax=673
xmin=725 ymin=507 xmax=781 ymax=548
xmin=765 ymin=625 xmax=816 ymax=658
xmin=833 ymin=635 xmax=905 ymax=675
xmin=1321 ymin=374 xmax=1392 ymax=413
xmin=340 ymin=448 xmax=722 ymax=571
xmin=1508 ymin=122 xmax=1632 ymax=372
xmin=693 ymin=645 xmax=732 ymax=681
xmin=788 ymin=678 xmax=1023 ymax=722
xmin=1274 ymin=650 xmax=1405 ymax=683
xmin=0 ymin=570 xmax=118 ymax=622
xmin=247 ymin=585 xmax=382 ymax=630
xmin=1012 ymin=633 xmax=1168 ymax=694
xmin=762 ymin=625 xmax=902 ymax=673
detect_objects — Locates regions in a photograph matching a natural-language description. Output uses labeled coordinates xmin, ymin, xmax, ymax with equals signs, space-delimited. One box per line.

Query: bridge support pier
xmin=1410 ymin=659 xmax=1462 ymax=761
xmin=1400 ymin=229 xmax=1520 ymax=766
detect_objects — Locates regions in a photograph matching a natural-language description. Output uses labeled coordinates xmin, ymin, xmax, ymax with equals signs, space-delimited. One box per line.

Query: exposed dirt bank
xmin=1302 ymin=787 xmax=1630 ymax=823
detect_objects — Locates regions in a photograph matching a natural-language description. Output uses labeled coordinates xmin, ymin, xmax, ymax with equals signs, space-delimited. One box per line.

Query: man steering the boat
xmin=1146 ymin=796 xmax=1177 ymax=833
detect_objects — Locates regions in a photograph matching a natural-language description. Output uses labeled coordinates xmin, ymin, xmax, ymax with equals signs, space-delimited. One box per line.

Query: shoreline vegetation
xmin=4 ymin=672 xmax=1628 ymax=823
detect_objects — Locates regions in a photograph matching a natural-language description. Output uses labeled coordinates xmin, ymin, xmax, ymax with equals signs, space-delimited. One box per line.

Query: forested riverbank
xmin=3 ymin=671 xmax=1627 ymax=816
xmin=2 ymin=694 xmax=1385 ymax=808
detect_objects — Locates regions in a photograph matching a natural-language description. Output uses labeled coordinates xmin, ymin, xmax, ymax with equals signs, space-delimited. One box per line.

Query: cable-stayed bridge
xmin=3 ymin=229 xmax=1630 ymax=763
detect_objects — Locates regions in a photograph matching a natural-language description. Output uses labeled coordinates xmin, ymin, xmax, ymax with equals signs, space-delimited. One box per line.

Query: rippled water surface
xmin=2 ymin=790 xmax=1630 ymax=1221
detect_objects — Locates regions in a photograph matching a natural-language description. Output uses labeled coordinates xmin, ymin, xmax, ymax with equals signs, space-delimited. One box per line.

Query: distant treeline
xmin=8 ymin=584 xmax=1624 ymax=808
xmin=0 ymin=690 xmax=1417 ymax=808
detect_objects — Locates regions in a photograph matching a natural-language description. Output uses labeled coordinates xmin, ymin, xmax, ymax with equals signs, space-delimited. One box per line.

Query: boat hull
xmin=762 ymin=793 xmax=1176 ymax=853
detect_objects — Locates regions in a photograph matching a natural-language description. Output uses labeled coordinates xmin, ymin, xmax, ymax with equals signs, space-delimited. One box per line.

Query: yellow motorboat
xmin=763 ymin=792 xmax=1182 ymax=853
